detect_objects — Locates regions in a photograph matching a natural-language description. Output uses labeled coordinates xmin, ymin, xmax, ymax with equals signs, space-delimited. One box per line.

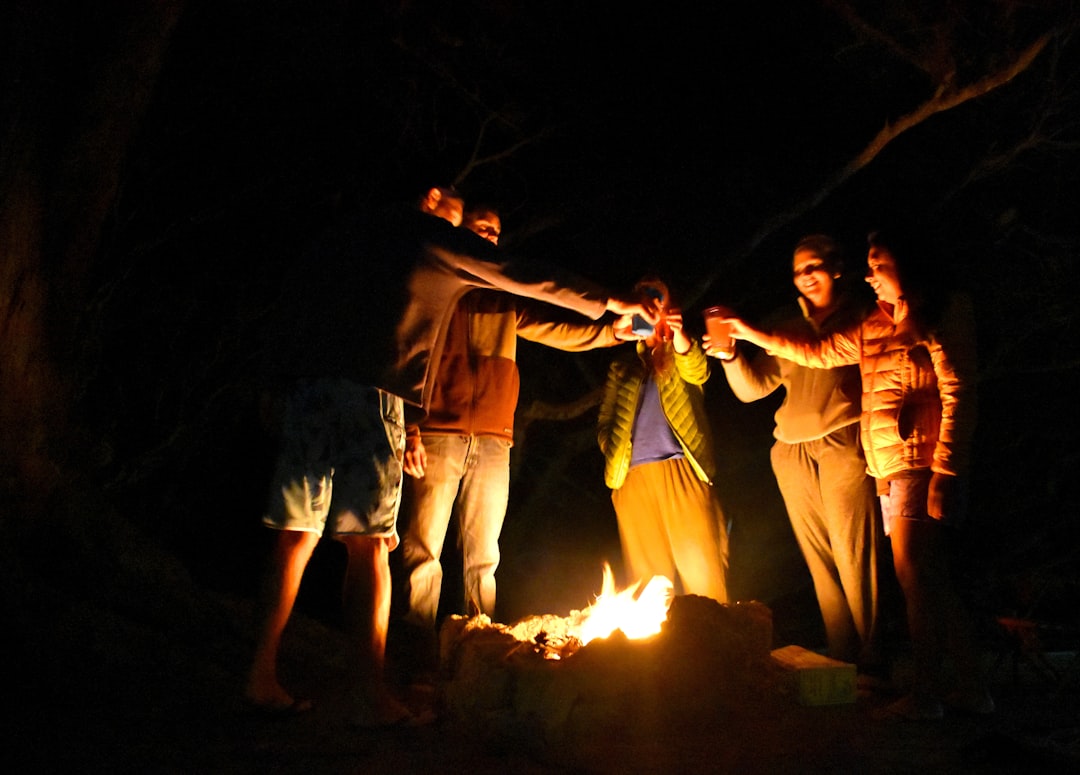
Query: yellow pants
xmin=612 ymin=456 xmax=729 ymax=602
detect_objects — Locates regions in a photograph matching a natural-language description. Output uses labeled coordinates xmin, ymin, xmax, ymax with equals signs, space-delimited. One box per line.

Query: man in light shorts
xmin=253 ymin=380 xmax=408 ymax=725
xmin=246 ymin=186 xmax=465 ymax=727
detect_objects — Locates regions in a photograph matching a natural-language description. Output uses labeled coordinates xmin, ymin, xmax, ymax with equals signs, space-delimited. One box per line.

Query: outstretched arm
xmin=516 ymin=309 xmax=643 ymax=350
xmin=725 ymin=314 xmax=860 ymax=369
xmin=426 ymin=223 xmax=650 ymax=322
xmin=721 ymin=349 xmax=783 ymax=403
xmin=726 ymin=317 xmax=780 ymax=352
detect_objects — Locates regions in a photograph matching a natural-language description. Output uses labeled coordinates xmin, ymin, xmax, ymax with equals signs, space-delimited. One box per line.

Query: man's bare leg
xmin=245 ymin=528 xmax=320 ymax=709
xmin=341 ymin=534 xmax=412 ymax=725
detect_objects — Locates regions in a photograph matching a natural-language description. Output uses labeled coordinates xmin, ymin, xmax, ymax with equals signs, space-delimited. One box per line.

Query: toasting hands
xmin=606 ymin=292 xmax=662 ymax=324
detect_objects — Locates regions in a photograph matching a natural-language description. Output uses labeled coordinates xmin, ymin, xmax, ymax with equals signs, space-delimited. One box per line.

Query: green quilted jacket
xmin=597 ymin=339 xmax=718 ymax=490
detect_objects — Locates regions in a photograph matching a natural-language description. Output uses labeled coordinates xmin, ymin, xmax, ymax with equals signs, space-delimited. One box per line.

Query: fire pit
xmin=437 ymin=568 xmax=776 ymax=768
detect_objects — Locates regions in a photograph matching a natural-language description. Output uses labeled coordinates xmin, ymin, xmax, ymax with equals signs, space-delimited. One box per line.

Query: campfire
xmin=444 ymin=563 xmax=676 ymax=663
xmin=437 ymin=564 xmax=776 ymax=767
xmin=572 ymin=563 xmax=674 ymax=646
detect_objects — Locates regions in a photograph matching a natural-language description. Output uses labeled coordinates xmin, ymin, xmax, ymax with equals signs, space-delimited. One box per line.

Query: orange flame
xmin=571 ymin=562 xmax=674 ymax=645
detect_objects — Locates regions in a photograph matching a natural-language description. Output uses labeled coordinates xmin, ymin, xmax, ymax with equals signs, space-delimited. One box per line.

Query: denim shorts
xmin=878 ymin=469 xmax=968 ymax=536
xmin=264 ymin=378 xmax=405 ymax=547
xmin=878 ymin=471 xmax=930 ymax=537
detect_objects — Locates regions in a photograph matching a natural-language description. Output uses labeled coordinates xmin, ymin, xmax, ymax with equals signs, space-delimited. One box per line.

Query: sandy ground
xmin=11 ymin=580 xmax=1078 ymax=775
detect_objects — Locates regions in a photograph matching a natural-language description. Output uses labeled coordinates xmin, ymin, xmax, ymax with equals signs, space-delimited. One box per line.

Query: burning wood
xmin=437 ymin=571 xmax=775 ymax=764
xmin=471 ymin=563 xmax=676 ymax=660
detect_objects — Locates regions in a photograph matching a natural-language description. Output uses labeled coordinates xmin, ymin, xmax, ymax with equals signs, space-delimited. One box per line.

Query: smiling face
xmin=865 ymin=246 xmax=902 ymax=305
xmin=792 ymin=248 xmax=837 ymax=312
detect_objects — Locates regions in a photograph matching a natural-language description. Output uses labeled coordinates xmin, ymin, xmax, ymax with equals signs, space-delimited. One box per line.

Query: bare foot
xmin=244 ymin=676 xmax=312 ymax=715
xmin=349 ymin=692 xmax=414 ymax=728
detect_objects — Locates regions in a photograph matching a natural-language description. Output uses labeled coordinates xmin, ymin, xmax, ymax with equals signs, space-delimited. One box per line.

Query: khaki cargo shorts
xmin=265 ymin=378 xmax=405 ymax=549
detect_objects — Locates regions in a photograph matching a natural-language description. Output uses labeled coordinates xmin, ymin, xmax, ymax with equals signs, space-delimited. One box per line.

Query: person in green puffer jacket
xmin=598 ymin=277 xmax=729 ymax=603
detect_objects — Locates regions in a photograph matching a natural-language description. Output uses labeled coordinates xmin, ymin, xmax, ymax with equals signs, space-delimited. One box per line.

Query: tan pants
xmin=770 ymin=423 xmax=881 ymax=665
xmin=612 ymin=456 xmax=729 ymax=602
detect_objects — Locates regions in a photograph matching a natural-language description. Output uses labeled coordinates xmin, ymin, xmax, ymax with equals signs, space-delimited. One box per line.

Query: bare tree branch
xmin=455 ymin=116 xmax=560 ymax=185
xmin=515 ymin=385 xmax=603 ymax=436
xmin=824 ymin=0 xmax=928 ymax=75
xmin=685 ymin=28 xmax=1056 ymax=308
xmin=846 ymin=32 xmax=1050 ymax=173
xmin=511 ymin=385 xmax=604 ymax=468
xmin=942 ymin=34 xmax=1080 ymax=199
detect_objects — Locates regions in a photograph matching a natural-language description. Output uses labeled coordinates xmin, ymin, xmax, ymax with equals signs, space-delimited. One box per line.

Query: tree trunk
xmin=0 ymin=1 xmax=184 ymax=522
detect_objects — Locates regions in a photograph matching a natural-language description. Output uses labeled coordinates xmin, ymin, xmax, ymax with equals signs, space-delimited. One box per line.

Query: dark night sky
xmin=129 ymin=0 xmax=890 ymax=276
xmin=23 ymin=0 xmax=1077 ymax=625
xmin=6 ymin=9 xmax=1080 ymax=770
xmin=122 ymin=0 xmax=1077 ymax=315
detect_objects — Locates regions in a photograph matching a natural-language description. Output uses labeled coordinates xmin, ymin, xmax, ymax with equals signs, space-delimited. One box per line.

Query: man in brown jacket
xmin=395 ymin=206 xmax=639 ymax=679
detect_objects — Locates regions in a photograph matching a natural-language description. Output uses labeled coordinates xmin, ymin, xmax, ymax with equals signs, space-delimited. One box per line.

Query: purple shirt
xmin=629 ymin=376 xmax=683 ymax=467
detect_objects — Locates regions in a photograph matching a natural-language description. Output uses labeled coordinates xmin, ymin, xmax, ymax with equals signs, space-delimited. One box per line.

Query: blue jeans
xmin=400 ymin=434 xmax=511 ymax=627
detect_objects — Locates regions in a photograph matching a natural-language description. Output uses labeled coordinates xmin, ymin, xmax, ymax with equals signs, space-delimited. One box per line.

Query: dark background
xmin=107 ymin=0 xmax=1077 ymax=625
xmin=3 ymin=1 xmax=1080 ymax=756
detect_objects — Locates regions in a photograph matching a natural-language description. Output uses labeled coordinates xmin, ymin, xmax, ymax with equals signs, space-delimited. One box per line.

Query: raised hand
xmin=612 ymin=314 xmax=644 ymax=341
xmin=665 ymin=308 xmax=691 ymax=353
xmin=607 ymin=291 xmax=661 ymax=324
